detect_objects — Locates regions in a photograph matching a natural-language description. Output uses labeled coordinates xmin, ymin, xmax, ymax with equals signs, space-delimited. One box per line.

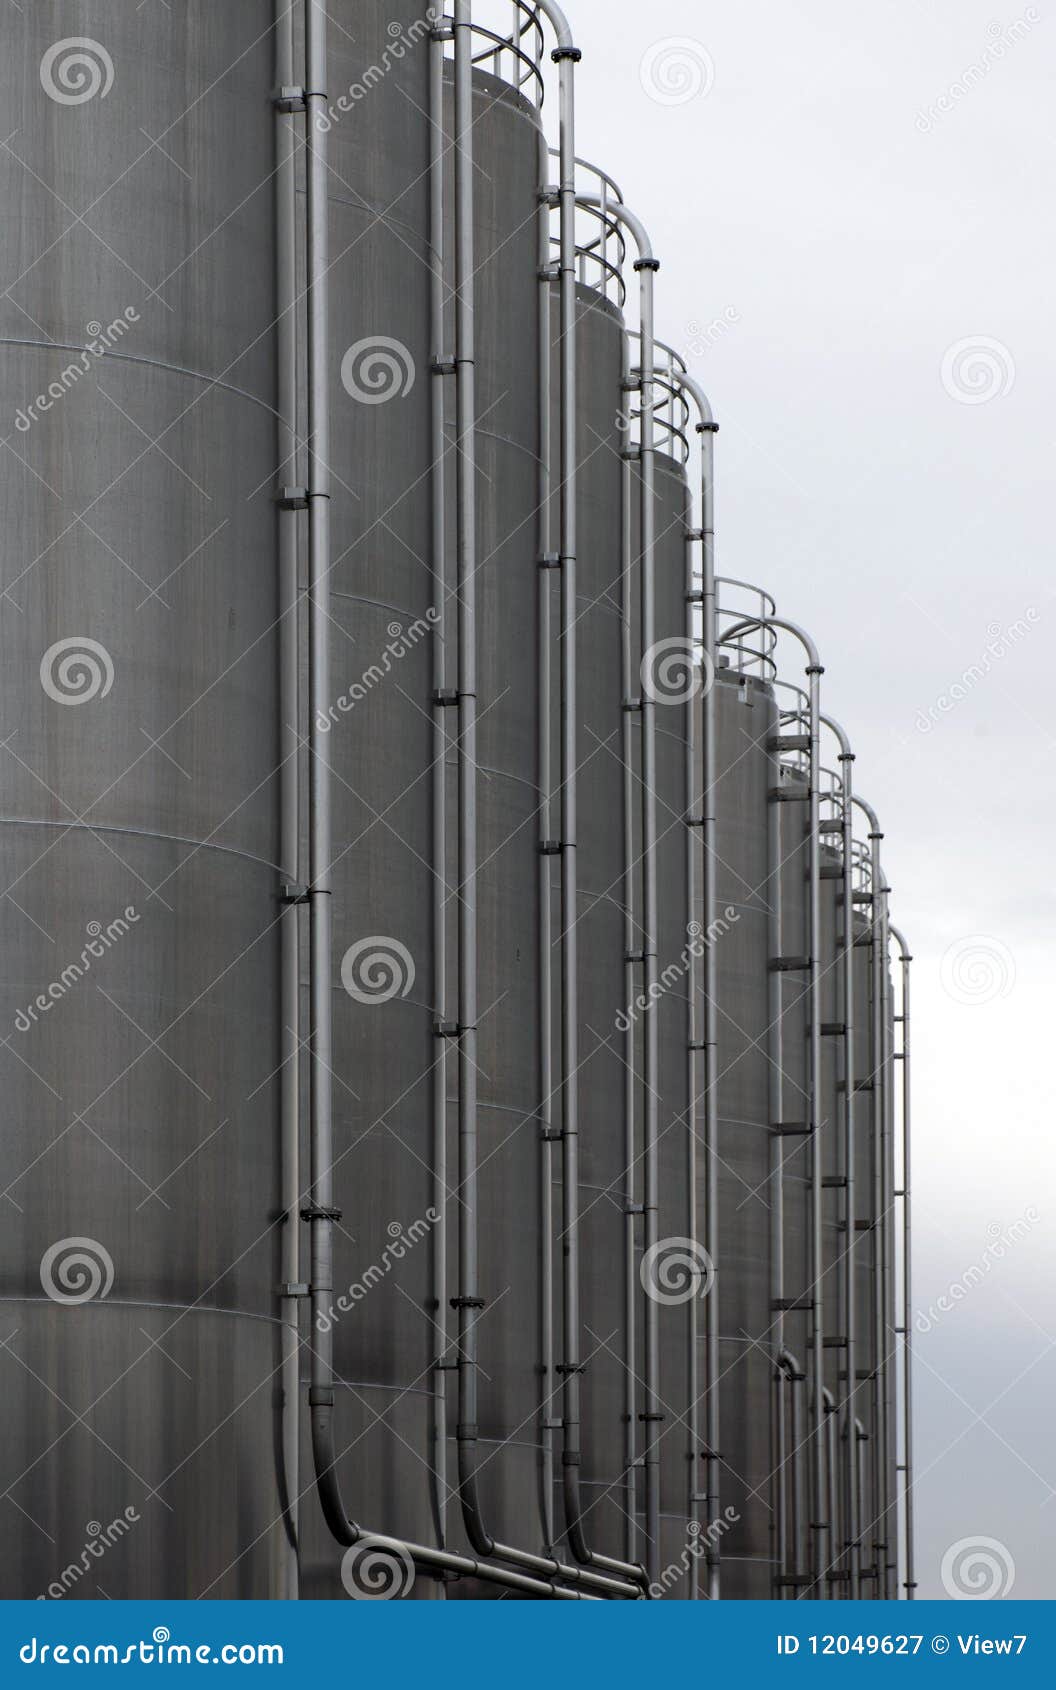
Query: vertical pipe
xmin=806 ymin=664 xmax=828 ymax=1596
xmin=699 ymin=423 xmax=720 ymax=1600
xmin=868 ymin=833 xmax=887 ymax=1594
xmin=878 ymin=876 xmax=894 ymax=1598
xmin=274 ymin=0 xmax=300 ymax=1602
xmin=451 ymin=0 xmax=490 ymax=1558
xmin=428 ymin=20 xmax=450 ymax=1555
xmin=841 ymin=750 xmax=860 ymax=1600
xmin=637 ymin=258 xmax=662 ymax=1588
xmin=768 ymin=709 xmax=787 ymax=1598
xmin=823 ymin=718 xmax=860 ymax=1599
xmin=683 ymin=527 xmax=700 ymax=1598
xmin=536 ymin=125 xmax=557 ymax=1553
xmin=892 ymin=932 xmax=914 ymax=1598
xmin=304 ymin=0 xmax=337 ymax=1433
xmin=620 ymin=333 xmax=640 ymax=1568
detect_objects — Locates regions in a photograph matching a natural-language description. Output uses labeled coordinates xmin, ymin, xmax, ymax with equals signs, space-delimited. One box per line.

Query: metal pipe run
xmin=852 ymin=793 xmax=889 ymax=1595
xmin=890 ymin=926 xmax=915 ymax=1599
xmin=723 ymin=614 xmax=828 ymax=1596
xmin=821 ymin=714 xmax=860 ymax=1599
xmin=668 ymin=369 xmax=719 ymax=1597
xmin=428 ymin=18 xmax=452 ymax=1554
xmin=273 ymin=0 xmax=301 ymax=1601
xmin=535 ymin=122 xmax=557 ymax=1556
xmin=619 ymin=329 xmax=640 ymax=1570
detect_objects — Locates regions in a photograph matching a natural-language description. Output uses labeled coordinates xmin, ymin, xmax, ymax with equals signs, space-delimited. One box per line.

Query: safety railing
xmin=551 ymin=154 xmax=627 ymax=306
xmin=443 ymin=1 xmax=547 ymax=105
xmin=625 ymin=333 xmax=691 ymax=462
xmin=716 ymin=577 xmax=779 ymax=680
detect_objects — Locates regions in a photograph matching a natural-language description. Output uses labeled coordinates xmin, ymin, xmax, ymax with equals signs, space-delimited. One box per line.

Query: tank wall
xmin=0 ymin=0 xmax=285 ymax=1598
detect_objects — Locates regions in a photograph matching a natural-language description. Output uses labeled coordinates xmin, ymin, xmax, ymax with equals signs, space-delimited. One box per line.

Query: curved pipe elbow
xmin=575 ymin=193 xmax=655 ymax=267
xmin=534 ymin=0 xmax=577 ymax=54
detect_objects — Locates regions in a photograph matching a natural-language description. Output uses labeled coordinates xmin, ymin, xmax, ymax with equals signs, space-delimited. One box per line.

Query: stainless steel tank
xmin=705 ymin=667 xmax=780 ymax=1599
xmin=556 ymin=282 xmax=634 ymax=1567
xmin=0 ymin=1 xmax=285 ymax=1598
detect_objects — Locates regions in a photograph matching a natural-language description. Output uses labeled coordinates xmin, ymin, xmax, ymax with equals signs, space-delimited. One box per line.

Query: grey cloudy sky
xmin=567 ymin=0 xmax=1053 ymax=1599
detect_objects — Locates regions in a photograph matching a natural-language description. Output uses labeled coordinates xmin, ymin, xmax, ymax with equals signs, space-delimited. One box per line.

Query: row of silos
xmin=0 ymin=0 xmax=911 ymax=1600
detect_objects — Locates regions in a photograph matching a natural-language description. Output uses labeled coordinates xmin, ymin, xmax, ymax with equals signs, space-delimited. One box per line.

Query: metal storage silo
xmin=552 ymin=272 xmax=636 ymax=1568
xmin=0 ymin=2 xmax=286 ymax=1597
xmin=704 ymin=664 xmax=780 ymax=1599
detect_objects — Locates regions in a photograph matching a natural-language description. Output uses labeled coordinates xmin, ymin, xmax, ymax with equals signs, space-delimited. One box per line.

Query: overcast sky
xmin=565 ymin=0 xmax=1053 ymax=1599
